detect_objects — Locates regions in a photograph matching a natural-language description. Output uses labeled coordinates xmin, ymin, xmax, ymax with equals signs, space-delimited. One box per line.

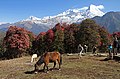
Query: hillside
xmin=92 ymin=12 xmax=120 ymax=33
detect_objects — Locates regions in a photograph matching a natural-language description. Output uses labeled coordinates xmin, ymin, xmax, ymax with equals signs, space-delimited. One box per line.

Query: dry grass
xmin=0 ymin=54 xmax=120 ymax=79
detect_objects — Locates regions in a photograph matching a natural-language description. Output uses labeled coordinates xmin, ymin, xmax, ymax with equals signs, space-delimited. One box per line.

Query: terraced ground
xmin=0 ymin=54 xmax=120 ymax=79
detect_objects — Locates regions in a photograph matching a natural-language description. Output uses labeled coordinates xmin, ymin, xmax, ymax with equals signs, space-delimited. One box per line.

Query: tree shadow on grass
xmin=100 ymin=56 xmax=120 ymax=63
xmin=100 ymin=57 xmax=111 ymax=61
xmin=113 ymin=56 xmax=120 ymax=62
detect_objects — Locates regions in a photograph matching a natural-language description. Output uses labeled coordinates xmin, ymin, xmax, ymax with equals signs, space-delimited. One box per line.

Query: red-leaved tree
xmin=3 ymin=26 xmax=35 ymax=59
xmin=32 ymin=32 xmax=46 ymax=55
xmin=45 ymin=29 xmax=54 ymax=51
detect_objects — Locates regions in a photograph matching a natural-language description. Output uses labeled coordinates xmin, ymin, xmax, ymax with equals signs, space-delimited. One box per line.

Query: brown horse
xmin=34 ymin=51 xmax=62 ymax=73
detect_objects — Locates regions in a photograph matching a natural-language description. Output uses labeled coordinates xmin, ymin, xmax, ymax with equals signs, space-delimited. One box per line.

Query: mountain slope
xmin=0 ymin=4 xmax=105 ymax=34
xmin=92 ymin=12 xmax=120 ymax=33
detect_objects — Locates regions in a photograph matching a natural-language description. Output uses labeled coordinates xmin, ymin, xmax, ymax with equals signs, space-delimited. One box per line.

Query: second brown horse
xmin=34 ymin=51 xmax=62 ymax=73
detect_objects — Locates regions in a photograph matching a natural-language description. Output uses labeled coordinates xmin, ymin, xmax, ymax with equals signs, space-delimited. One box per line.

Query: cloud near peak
xmin=96 ymin=5 xmax=104 ymax=9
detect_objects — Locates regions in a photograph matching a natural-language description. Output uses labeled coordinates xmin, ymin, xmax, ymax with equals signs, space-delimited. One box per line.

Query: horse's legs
xmin=35 ymin=64 xmax=38 ymax=71
xmin=43 ymin=64 xmax=46 ymax=71
xmin=53 ymin=61 xmax=56 ymax=68
xmin=43 ymin=63 xmax=49 ymax=73
xmin=57 ymin=59 xmax=61 ymax=70
xmin=46 ymin=65 xmax=49 ymax=71
xmin=51 ymin=61 xmax=56 ymax=71
xmin=33 ymin=58 xmax=35 ymax=62
xmin=34 ymin=64 xmax=39 ymax=73
xmin=31 ymin=57 xmax=33 ymax=62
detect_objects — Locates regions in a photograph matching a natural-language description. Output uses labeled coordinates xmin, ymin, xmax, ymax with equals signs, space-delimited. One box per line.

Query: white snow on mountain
xmin=0 ymin=22 xmax=7 ymax=25
xmin=87 ymin=4 xmax=105 ymax=17
xmin=23 ymin=4 xmax=105 ymax=25
xmin=0 ymin=4 xmax=105 ymax=34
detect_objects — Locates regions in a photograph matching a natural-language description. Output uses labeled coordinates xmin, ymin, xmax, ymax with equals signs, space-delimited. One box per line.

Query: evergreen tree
xmin=32 ymin=32 xmax=46 ymax=55
xmin=52 ymin=23 xmax=64 ymax=53
xmin=64 ymin=24 xmax=78 ymax=53
xmin=98 ymin=27 xmax=112 ymax=52
xmin=76 ymin=19 xmax=101 ymax=51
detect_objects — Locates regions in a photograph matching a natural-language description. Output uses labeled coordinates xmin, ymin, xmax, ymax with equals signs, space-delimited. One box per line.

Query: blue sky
xmin=0 ymin=0 xmax=120 ymax=23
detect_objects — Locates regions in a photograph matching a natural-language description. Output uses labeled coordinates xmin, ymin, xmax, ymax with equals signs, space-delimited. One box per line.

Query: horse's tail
xmin=60 ymin=54 xmax=62 ymax=65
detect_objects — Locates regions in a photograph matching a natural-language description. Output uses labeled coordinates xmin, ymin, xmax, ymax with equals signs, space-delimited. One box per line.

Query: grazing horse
xmin=34 ymin=51 xmax=62 ymax=73
xmin=31 ymin=54 xmax=37 ymax=63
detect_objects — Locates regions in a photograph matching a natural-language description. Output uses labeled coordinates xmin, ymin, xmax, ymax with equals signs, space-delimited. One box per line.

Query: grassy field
xmin=0 ymin=54 xmax=120 ymax=79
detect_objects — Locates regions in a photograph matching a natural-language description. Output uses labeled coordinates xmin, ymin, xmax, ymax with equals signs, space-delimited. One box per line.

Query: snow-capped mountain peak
xmin=23 ymin=16 xmax=41 ymax=21
xmin=0 ymin=4 xmax=105 ymax=34
xmin=15 ymin=4 xmax=105 ymax=34
xmin=24 ymin=4 xmax=105 ymax=22
xmin=87 ymin=4 xmax=105 ymax=16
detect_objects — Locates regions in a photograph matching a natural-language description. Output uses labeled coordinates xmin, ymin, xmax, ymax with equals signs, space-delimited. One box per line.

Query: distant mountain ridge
xmin=1 ymin=4 xmax=118 ymax=34
xmin=22 ymin=4 xmax=104 ymax=24
xmin=92 ymin=12 xmax=120 ymax=33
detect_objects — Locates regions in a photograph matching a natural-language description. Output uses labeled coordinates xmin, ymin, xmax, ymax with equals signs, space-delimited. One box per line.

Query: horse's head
xmin=34 ymin=55 xmax=44 ymax=72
